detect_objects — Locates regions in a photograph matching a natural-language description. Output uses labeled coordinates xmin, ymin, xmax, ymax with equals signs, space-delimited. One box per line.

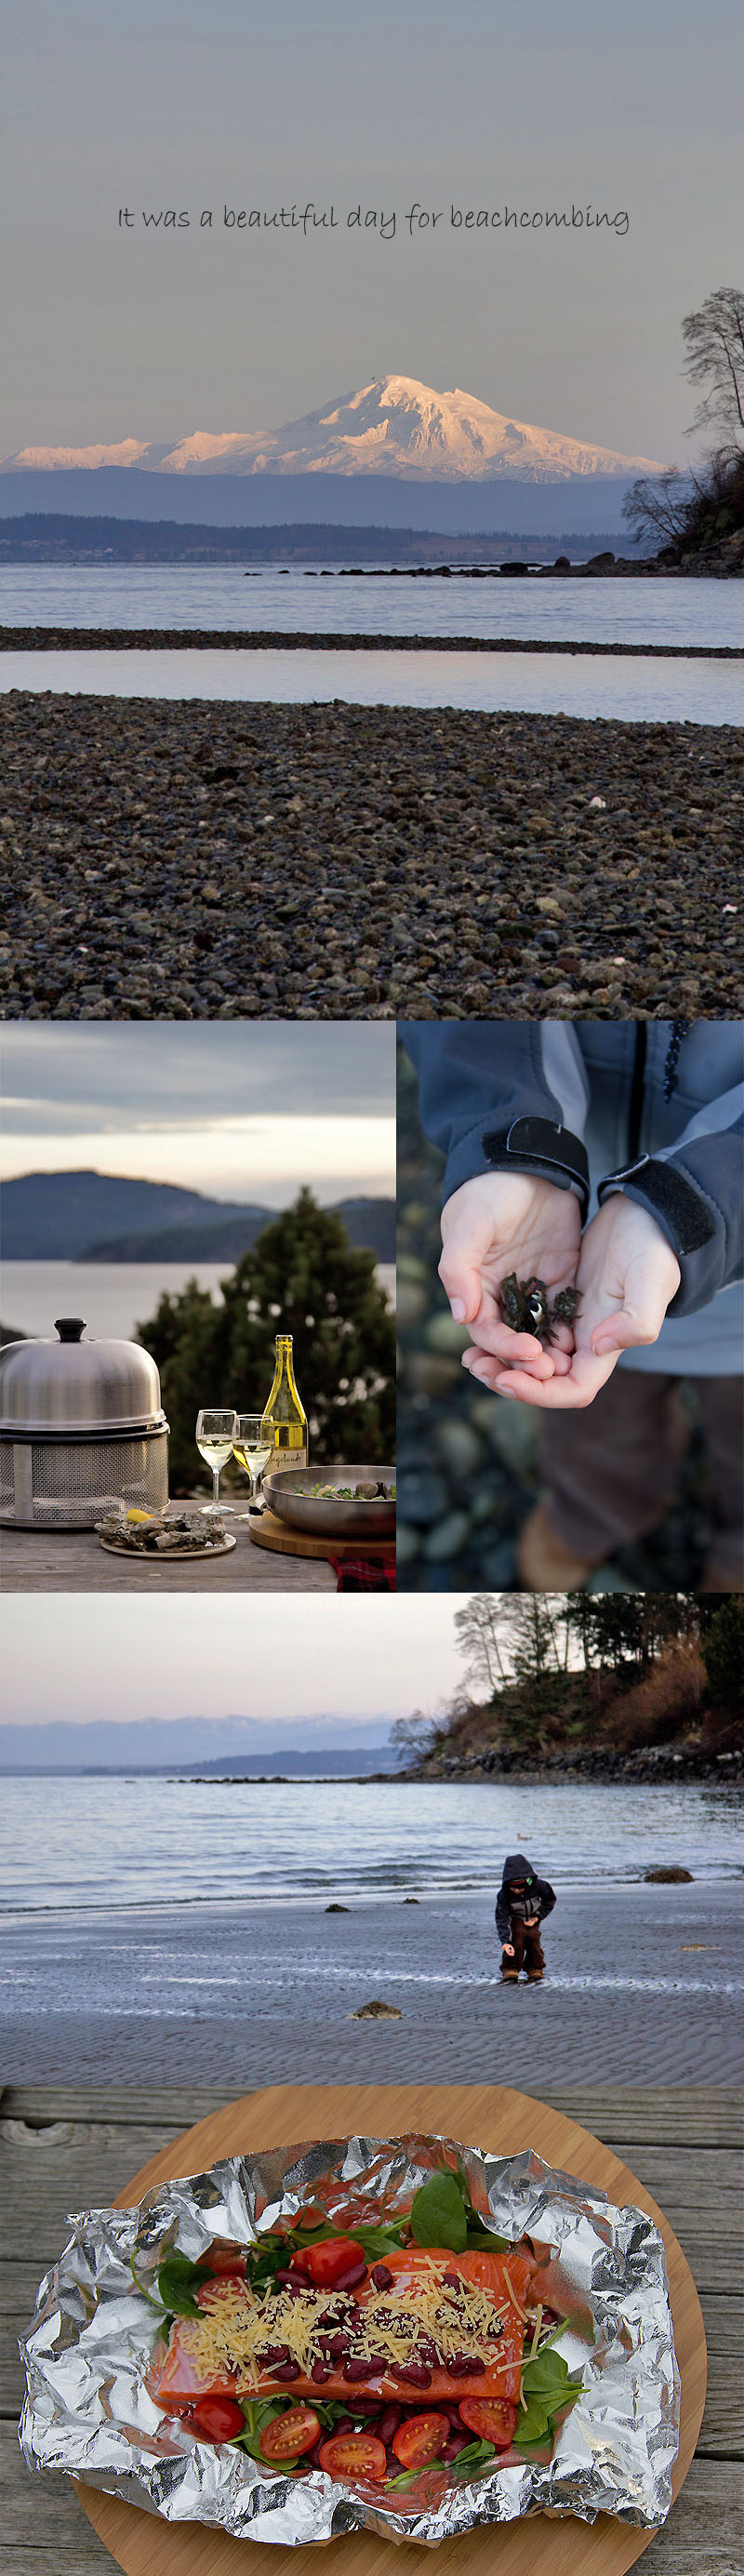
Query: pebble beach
xmin=1 ymin=691 xmax=741 ymax=1020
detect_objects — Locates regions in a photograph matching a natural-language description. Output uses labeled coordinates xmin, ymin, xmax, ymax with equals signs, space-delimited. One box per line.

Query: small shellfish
xmin=499 ymin=1272 xmax=580 ymax=1344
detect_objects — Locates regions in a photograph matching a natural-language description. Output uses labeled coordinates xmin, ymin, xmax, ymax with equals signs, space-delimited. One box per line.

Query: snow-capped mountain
xmin=1 ymin=377 xmax=664 ymax=481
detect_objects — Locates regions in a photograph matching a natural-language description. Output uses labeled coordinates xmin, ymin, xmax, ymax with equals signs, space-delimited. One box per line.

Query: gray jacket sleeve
xmin=598 ymin=1088 xmax=744 ymax=1318
xmin=401 ymin=1022 xmax=591 ymax=1213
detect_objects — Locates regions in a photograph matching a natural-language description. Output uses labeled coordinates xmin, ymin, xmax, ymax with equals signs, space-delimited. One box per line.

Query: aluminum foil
xmin=19 ymin=2129 xmax=680 ymax=2548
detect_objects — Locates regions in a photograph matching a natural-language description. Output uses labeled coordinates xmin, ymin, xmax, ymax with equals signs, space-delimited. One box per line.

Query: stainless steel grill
xmin=0 ymin=1319 xmax=169 ymax=1529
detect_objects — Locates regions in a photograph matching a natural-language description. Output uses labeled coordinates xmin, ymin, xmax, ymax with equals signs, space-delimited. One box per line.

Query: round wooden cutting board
xmin=248 ymin=1507 xmax=395 ymax=1562
xmin=75 ymin=2081 xmax=706 ymax=2576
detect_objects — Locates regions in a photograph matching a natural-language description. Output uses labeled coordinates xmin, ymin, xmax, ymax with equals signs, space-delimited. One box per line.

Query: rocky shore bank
xmin=2 ymin=695 xmax=741 ymax=1019
xmin=378 ymin=1743 xmax=743 ymax=1786
xmin=1 ymin=626 xmax=740 ymax=656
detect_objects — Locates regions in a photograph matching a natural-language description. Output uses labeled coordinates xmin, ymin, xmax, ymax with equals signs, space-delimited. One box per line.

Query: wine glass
xmin=195 ymin=1408 xmax=238 ymax=1515
xmin=232 ymin=1413 xmax=272 ymax=1517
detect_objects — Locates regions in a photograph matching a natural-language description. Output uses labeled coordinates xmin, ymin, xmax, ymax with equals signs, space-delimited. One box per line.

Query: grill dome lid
xmin=0 ymin=1319 xmax=166 ymax=1435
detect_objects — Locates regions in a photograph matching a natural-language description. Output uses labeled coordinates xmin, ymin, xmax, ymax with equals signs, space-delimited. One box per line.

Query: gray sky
xmin=2 ymin=1595 xmax=465 ymax=1727
xmin=4 ymin=0 xmax=742 ymax=461
xmin=0 ymin=1023 xmax=395 ymax=1200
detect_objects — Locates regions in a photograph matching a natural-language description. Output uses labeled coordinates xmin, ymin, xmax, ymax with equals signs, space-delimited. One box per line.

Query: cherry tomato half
xmin=318 ymin=2433 xmax=388 ymax=2483
xmin=457 ymin=2398 xmax=518 ymax=2448
xmin=293 ymin=2236 xmax=364 ymax=2288
xmin=391 ymin=2412 xmax=445 ymax=2469
xmin=259 ymin=2406 xmax=321 ymax=2462
xmin=198 ymin=2244 xmax=247 ymax=2278
xmin=190 ymin=2397 xmax=246 ymax=2443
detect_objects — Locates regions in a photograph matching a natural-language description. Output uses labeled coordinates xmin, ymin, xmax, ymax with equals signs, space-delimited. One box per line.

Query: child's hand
xmin=501 ymin=1942 xmax=515 ymax=1957
xmin=439 ymin=1173 xmax=582 ymax=1380
xmin=524 ymin=1918 xmax=538 ymax=1929
xmin=461 ymin=1197 xmax=681 ymax=1410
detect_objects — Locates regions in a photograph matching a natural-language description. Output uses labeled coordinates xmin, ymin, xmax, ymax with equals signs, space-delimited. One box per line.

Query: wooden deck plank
xmin=3 ymin=2083 xmax=742 ymax=2145
xmin=3 ymin=2433 xmax=742 ymax=2576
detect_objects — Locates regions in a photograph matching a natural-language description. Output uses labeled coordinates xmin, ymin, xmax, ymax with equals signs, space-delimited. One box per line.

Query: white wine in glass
xmin=232 ymin=1414 xmax=272 ymax=1517
xmin=195 ymin=1408 xmax=238 ymax=1515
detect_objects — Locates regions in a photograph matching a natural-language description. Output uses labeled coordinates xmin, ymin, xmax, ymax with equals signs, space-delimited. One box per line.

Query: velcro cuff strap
xmin=598 ymin=1157 xmax=715 ymax=1255
xmin=481 ymin=1116 xmax=590 ymax=1218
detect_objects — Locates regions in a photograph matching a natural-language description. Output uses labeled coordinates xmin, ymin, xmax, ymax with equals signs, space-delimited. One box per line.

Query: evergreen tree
xmin=700 ymin=1599 xmax=744 ymax=1712
xmin=137 ymin=1187 xmax=395 ymax=1493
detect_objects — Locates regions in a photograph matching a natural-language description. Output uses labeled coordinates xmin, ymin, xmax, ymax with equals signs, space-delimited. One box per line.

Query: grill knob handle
xmin=54 ymin=1318 xmax=87 ymax=1341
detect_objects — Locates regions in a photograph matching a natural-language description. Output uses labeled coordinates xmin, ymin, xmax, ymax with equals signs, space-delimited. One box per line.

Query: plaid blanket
xmin=331 ymin=1555 xmax=396 ymax=1592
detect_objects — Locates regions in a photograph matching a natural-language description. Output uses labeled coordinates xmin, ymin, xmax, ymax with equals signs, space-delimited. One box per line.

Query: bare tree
xmin=622 ymin=466 xmax=695 ymax=551
xmin=454 ymin=1595 xmax=512 ymax=1697
xmin=682 ymin=287 xmax=744 ymax=443
xmin=389 ymin=1709 xmax=441 ymax=1761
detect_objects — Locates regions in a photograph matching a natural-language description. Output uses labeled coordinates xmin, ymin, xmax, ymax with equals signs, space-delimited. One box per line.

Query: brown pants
xmin=539 ymin=1371 xmax=744 ymax=1585
xmin=500 ymin=1921 xmax=545 ymax=1980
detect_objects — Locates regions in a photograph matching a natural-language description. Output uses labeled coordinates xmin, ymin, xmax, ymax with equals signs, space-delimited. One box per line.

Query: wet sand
xmin=2 ymin=1884 xmax=740 ymax=2087
xmin=1 ymin=694 xmax=741 ymax=1018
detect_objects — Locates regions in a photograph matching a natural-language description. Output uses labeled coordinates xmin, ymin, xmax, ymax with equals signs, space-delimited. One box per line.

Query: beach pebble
xmin=2 ymin=697 xmax=739 ymax=1018
xmin=423 ymin=1510 xmax=472 ymax=1561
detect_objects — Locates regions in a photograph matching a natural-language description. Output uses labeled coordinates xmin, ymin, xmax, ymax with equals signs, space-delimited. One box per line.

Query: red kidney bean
xmin=377 ymin=2405 xmax=404 ymax=2446
xmin=272 ymin=2361 xmax=300 ymax=2381
xmin=463 ymin=2356 xmax=485 ymax=2376
xmin=417 ymin=2337 xmax=439 ymax=2364
xmin=392 ymin=2363 xmax=432 ymax=2388
xmin=442 ymin=2435 xmax=469 ymax=2461
xmin=333 ymin=2417 xmax=354 ymax=2436
xmin=310 ymin=2361 xmax=331 ymax=2383
xmin=370 ymin=2263 xmax=393 ymax=2290
xmin=306 ymin=2439 xmax=326 ymax=2469
xmin=326 ymin=2333 xmax=351 ymax=2357
xmin=445 ymin=2355 xmax=472 ymax=2376
xmin=343 ymin=2356 xmax=379 ymax=2381
xmin=442 ymin=2271 xmax=461 ymax=2289
xmin=257 ymin=2342 xmax=290 ymax=2364
xmin=333 ymin=2261 xmax=367 ymax=2290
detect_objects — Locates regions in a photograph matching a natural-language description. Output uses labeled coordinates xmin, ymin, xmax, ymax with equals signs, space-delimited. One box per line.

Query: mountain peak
xmin=1 ymin=378 xmax=665 ymax=481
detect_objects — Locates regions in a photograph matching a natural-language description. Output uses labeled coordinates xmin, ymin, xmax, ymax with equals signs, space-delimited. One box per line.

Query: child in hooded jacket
xmin=496 ymin=1851 xmax=556 ymax=1982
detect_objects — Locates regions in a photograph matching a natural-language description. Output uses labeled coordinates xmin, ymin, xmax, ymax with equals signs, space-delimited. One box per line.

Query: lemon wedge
xmin=126 ymin=1507 xmax=155 ymax=1524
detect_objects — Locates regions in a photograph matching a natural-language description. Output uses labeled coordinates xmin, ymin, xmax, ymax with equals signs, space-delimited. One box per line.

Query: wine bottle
xmin=260 ymin=1334 xmax=309 ymax=1474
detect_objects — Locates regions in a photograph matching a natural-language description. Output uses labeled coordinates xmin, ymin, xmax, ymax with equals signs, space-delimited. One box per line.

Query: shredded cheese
xmin=174 ymin=2260 xmax=527 ymax=2395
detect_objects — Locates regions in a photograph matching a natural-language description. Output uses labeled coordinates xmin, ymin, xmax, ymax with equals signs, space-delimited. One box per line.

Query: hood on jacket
xmin=501 ymin=1852 xmax=535 ymax=1886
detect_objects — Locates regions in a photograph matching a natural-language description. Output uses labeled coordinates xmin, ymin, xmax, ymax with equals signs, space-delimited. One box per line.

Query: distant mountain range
xmin=1 ymin=375 xmax=664 ymax=484
xmin=0 ymin=1716 xmax=401 ymax=1772
xmin=2 ymin=1172 xmax=395 ymax=1263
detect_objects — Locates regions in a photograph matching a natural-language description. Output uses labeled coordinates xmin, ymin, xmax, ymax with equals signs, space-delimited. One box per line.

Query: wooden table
xmin=4 ymin=2084 xmax=741 ymax=2575
xmin=0 ymin=1504 xmax=335 ymax=1592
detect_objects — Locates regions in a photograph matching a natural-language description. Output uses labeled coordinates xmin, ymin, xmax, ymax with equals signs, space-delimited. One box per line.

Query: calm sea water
xmin=0 ymin=1775 xmax=739 ymax=1916
xmin=2 ymin=565 xmax=744 ymax=647
xmin=2 ymin=644 xmax=741 ymax=724
xmin=1 ymin=1260 xmax=396 ymax=1342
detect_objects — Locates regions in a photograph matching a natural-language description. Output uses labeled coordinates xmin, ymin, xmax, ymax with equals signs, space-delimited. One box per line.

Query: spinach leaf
xmin=386 ymin=2463 xmax=445 ymax=2491
xmin=155 ymin=2251 xmax=202 ymax=2319
xmin=232 ymin=2396 xmax=289 ymax=2461
xmin=449 ymin=2436 xmax=497 ymax=2478
xmin=246 ymin=2235 xmax=288 ymax=2291
xmin=410 ymin=2171 xmax=468 ymax=2251
xmin=513 ymin=2347 xmax=585 ymax=2457
xmin=345 ymin=2221 xmax=407 ymax=2259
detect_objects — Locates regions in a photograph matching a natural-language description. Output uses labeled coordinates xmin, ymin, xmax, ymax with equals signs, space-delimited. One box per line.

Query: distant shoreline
xmin=1 ymin=626 xmax=741 ymax=658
